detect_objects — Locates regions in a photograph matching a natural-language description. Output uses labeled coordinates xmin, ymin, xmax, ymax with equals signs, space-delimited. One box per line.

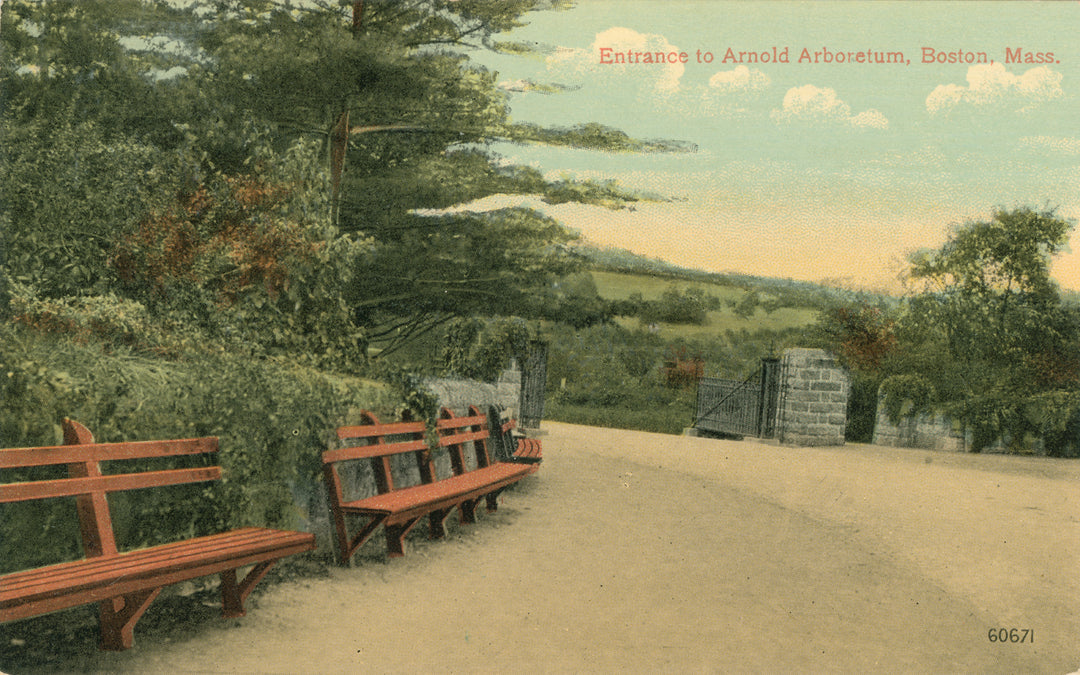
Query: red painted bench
xmin=322 ymin=406 xmax=536 ymax=563
xmin=489 ymin=405 xmax=543 ymax=469
xmin=0 ymin=419 xmax=316 ymax=651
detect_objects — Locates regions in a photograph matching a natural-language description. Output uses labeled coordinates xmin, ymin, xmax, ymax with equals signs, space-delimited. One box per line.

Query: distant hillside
xmin=573 ymin=243 xmax=887 ymax=310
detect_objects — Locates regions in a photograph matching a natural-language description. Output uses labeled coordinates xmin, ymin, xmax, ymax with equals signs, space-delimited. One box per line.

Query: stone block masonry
xmin=871 ymin=395 xmax=966 ymax=452
xmin=423 ymin=368 xmax=521 ymax=421
xmin=776 ymin=348 xmax=849 ymax=446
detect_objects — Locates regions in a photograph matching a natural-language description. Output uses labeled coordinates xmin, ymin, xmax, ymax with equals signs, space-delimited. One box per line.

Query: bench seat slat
xmin=514 ymin=438 xmax=543 ymax=460
xmin=0 ymin=528 xmax=315 ymax=621
xmin=0 ymin=467 xmax=221 ymax=503
xmin=339 ymin=462 xmax=533 ymax=520
xmin=0 ymin=438 xmax=217 ymax=469
xmin=2 ymin=527 xmax=296 ymax=590
xmin=1 ymin=527 xmax=311 ymax=594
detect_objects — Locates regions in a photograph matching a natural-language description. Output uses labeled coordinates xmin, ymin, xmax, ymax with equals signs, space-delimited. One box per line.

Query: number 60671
xmin=988 ymin=628 xmax=1033 ymax=643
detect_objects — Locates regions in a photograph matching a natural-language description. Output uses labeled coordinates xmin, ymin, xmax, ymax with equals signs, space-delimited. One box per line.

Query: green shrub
xmin=0 ymin=324 xmax=394 ymax=574
xmin=879 ymin=374 xmax=936 ymax=425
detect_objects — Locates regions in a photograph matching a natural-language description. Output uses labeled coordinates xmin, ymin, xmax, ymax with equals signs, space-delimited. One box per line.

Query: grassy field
xmin=591 ymin=269 xmax=820 ymax=340
xmin=590 ymin=270 xmax=743 ymax=302
xmin=537 ymin=268 xmax=829 ymax=434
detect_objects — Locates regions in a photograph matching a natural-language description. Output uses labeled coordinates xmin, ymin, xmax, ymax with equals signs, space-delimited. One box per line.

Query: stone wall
xmin=869 ymin=395 xmax=1050 ymax=455
xmin=776 ymin=348 xmax=849 ymax=446
xmin=423 ymin=368 xmax=521 ymax=419
xmin=871 ymin=398 xmax=966 ymax=452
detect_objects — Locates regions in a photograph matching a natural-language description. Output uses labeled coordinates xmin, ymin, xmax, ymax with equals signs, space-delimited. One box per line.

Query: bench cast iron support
xmin=99 ymin=589 xmax=162 ymax=651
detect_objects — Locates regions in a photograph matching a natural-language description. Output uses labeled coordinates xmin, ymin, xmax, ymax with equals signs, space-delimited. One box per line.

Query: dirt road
xmin=6 ymin=422 xmax=1079 ymax=673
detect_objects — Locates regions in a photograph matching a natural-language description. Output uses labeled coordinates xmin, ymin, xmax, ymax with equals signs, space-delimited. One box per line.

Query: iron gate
xmin=694 ymin=357 xmax=782 ymax=438
xmin=518 ymin=340 xmax=548 ymax=430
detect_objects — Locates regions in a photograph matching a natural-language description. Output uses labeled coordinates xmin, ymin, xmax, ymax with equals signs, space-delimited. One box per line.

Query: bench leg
xmin=460 ymin=499 xmax=478 ymax=525
xmin=335 ymin=515 xmax=387 ymax=566
xmin=221 ymin=560 xmax=277 ymax=618
xmin=485 ymin=492 xmax=500 ymax=513
xmin=99 ymin=588 xmax=161 ymax=651
xmin=428 ymin=508 xmax=451 ymax=539
xmin=385 ymin=517 xmax=421 ymax=558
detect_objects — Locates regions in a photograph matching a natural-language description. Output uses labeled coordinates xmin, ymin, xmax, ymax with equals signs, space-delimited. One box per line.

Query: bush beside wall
xmin=0 ymin=325 xmax=395 ymax=574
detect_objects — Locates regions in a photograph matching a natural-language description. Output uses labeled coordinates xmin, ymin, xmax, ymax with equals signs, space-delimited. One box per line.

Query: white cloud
xmin=849 ymin=109 xmax=889 ymax=130
xmin=1020 ymin=135 xmax=1080 ymax=156
xmin=707 ymin=65 xmax=770 ymax=95
xmin=546 ymin=26 xmax=685 ymax=94
xmin=497 ymin=79 xmax=579 ymax=94
xmin=771 ymin=85 xmax=888 ymax=129
xmin=926 ymin=63 xmax=1064 ymax=114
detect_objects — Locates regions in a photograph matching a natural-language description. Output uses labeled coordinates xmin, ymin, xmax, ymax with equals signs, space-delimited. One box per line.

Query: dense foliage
xmin=543 ymin=319 xmax=805 ymax=435
xmin=0 ymin=322 xmax=396 ymax=573
xmin=0 ymin=0 xmax=697 ymax=576
xmin=816 ymin=207 xmax=1080 ymax=455
xmin=1 ymin=0 xmax=664 ymax=369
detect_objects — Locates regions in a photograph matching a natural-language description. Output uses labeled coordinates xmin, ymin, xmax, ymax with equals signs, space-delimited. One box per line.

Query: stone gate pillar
xmin=776 ymin=348 xmax=849 ymax=446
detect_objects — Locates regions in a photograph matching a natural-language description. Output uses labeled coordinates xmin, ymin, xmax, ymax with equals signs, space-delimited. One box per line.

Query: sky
xmin=461 ymin=0 xmax=1080 ymax=292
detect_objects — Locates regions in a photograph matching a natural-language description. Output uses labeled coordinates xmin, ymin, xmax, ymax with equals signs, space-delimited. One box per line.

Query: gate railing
xmin=693 ymin=358 xmax=781 ymax=438
xmin=518 ymin=340 xmax=548 ymax=429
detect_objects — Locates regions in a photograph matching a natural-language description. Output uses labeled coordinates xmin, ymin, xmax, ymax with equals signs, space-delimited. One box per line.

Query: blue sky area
xmin=462 ymin=1 xmax=1080 ymax=292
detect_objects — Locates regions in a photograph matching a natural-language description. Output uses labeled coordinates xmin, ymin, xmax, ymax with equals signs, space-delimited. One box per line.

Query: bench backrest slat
xmin=0 ymin=466 xmax=222 ymax=504
xmin=436 ymin=406 xmax=492 ymax=475
xmin=0 ymin=438 xmax=219 ymax=469
xmin=437 ymin=429 xmax=487 ymax=446
xmin=1 ymin=418 xmax=223 ymax=560
xmin=435 ymin=413 xmax=486 ymax=430
xmin=337 ymin=420 xmax=426 ymax=442
xmin=322 ymin=437 xmax=427 ymax=465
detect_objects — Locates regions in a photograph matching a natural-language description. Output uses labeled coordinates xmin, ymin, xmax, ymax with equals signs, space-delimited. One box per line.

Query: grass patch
xmin=591 ymin=269 xmax=745 ymax=303
xmin=546 ymin=400 xmax=693 ymax=435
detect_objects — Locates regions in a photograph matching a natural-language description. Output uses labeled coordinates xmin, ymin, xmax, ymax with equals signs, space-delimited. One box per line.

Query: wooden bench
xmin=322 ymin=406 xmax=536 ymax=564
xmin=0 ymin=419 xmax=316 ymax=651
xmin=488 ymin=405 xmax=543 ymax=469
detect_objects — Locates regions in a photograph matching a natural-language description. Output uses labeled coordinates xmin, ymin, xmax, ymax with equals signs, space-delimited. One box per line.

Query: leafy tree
xmin=2 ymin=0 xmax=692 ymax=370
xmin=0 ymin=113 xmax=182 ymax=298
xmin=819 ymin=207 xmax=1080 ymax=454
xmin=815 ymin=303 xmax=898 ymax=372
xmin=902 ymin=207 xmax=1080 ymax=453
xmin=530 ymin=271 xmax=611 ymax=329
xmin=810 ymin=302 xmax=900 ymax=442
xmin=441 ymin=316 xmax=537 ymax=382
xmin=1 ymin=0 xmax=198 ymax=146
xmin=174 ymin=0 xmax=674 ymax=356
xmin=732 ymin=290 xmax=761 ymax=320
xmin=641 ymin=286 xmax=708 ymax=325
